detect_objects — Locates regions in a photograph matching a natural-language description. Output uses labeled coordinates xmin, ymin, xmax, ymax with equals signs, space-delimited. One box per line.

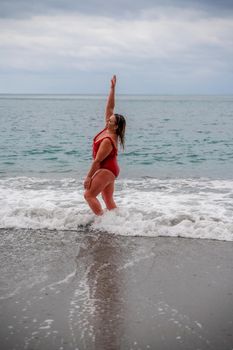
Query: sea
xmin=0 ymin=94 xmax=233 ymax=241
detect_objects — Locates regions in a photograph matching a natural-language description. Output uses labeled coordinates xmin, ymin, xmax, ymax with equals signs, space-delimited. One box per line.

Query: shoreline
xmin=0 ymin=230 xmax=233 ymax=349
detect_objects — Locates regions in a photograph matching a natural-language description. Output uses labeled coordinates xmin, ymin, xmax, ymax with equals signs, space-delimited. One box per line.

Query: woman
xmin=84 ymin=75 xmax=126 ymax=216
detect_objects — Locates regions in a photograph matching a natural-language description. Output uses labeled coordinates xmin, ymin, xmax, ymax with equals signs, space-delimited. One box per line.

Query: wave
xmin=0 ymin=176 xmax=232 ymax=241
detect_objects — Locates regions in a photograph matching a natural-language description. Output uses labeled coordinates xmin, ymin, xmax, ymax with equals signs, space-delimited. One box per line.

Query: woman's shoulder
xmin=100 ymin=136 xmax=118 ymax=153
xmin=101 ymin=136 xmax=117 ymax=148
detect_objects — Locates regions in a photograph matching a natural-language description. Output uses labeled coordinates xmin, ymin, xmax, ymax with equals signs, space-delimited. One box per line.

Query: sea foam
xmin=0 ymin=176 xmax=232 ymax=241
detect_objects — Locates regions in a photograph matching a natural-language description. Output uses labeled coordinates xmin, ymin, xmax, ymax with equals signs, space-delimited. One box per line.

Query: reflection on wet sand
xmin=71 ymin=233 xmax=126 ymax=350
xmin=1 ymin=229 xmax=233 ymax=350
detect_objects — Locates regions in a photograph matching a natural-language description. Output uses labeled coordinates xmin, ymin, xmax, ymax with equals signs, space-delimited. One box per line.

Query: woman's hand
xmin=111 ymin=75 xmax=116 ymax=89
xmin=84 ymin=176 xmax=91 ymax=190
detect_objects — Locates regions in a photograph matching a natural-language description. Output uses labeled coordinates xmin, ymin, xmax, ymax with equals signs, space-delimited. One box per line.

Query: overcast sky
xmin=0 ymin=0 xmax=233 ymax=94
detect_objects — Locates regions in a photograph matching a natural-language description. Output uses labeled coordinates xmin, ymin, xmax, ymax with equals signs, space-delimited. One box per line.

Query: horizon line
xmin=0 ymin=93 xmax=233 ymax=96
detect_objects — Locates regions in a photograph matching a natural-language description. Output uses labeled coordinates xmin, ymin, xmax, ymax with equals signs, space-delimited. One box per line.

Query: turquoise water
xmin=1 ymin=94 xmax=233 ymax=179
xmin=0 ymin=94 xmax=233 ymax=240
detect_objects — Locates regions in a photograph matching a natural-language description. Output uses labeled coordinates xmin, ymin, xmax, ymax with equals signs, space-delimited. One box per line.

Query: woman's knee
xmin=101 ymin=190 xmax=111 ymax=202
xmin=84 ymin=190 xmax=93 ymax=201
xmin=101 ymin=192 xmax=106 ymax=202
xmin=101 ymin=195 xmax=116 ymax=209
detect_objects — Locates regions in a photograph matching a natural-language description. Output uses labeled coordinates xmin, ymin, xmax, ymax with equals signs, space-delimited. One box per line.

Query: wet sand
xmin=0 ymin=228 xmax=233 ymax=350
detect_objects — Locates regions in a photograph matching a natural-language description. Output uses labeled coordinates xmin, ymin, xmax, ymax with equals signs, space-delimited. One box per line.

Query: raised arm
xmin=105 ymin=75 xmax=116 ymax=126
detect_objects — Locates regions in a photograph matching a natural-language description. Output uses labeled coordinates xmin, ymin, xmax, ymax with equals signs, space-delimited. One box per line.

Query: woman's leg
xmin=101 ymin=182 xmax=117 ymax=210
xmin=84 ymin=169 xmax=115 ymax=215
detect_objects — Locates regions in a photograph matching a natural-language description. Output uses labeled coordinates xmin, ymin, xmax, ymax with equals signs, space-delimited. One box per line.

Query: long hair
xmin=114 ymin=114 xmax=126 ymax=150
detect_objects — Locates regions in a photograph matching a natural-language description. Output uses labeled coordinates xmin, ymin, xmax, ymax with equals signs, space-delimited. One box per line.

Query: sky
xmin=0 ymin=0 xmax=233 ymax=94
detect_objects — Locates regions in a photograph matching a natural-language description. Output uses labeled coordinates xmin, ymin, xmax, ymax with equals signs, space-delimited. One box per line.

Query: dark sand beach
xmin=0 ymin=228 xmax=233 ymax=350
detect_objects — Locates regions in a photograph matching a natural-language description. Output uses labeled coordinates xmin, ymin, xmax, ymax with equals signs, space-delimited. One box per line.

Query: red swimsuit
xmin=93 ymin=128 xmax=120 ymax=178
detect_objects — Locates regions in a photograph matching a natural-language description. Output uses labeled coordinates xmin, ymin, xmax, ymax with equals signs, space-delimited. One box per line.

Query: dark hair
xmin=114 ymin=114 xmax=126 ymax=150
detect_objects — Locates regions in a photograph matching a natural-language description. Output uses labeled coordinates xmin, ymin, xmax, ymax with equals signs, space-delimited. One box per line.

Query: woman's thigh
xmin=88 ymin=169 xmax=115 ymax=197
xmin=101 ymin=181 xmax=115 ymax=200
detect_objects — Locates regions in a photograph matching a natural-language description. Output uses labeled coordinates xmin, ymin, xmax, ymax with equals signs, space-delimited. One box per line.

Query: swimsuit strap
xmin=97 ymin=136 xmax=118 ymax=153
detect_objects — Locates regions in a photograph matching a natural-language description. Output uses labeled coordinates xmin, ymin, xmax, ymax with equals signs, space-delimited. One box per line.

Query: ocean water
xmin=0 ymin=94 xmax=233 ymax=241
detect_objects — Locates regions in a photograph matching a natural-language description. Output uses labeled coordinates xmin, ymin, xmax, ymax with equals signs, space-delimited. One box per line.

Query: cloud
xmin=0 ymin=0 xmax=233 ymax=19
xmin=0 ymin=9 xmax=232 ymax=71
xmin=0 ymin=3 xmax=233 ymax=93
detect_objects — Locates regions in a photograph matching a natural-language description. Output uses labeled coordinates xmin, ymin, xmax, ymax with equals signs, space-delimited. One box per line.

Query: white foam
xmin=0 ymin=176 xmax=233 ymax=241
xmin=40 ymin=269 xmax=76 ymax=292
xmin=39 ymin=319 xmax=54 ymax=330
